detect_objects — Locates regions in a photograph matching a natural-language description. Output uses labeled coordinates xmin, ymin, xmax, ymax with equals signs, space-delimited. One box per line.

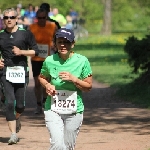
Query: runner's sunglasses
xmin=3 ymin=16 xmax=16 ymax=20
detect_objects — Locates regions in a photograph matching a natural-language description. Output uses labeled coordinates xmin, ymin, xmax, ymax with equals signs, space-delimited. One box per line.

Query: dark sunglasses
xmin=3 ymin=16 xmax=16 ymax=20
xmin=37 ymin=17 xmax=46 ymax=19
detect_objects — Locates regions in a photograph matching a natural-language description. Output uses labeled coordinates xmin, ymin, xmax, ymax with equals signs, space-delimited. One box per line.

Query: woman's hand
xmin=59 ymin=71 xmax=77 ymax=82
xmin=59 ymin=71 xmax=92 ymax=91
xmin=45 ymin=83 xmax=56 ymax=96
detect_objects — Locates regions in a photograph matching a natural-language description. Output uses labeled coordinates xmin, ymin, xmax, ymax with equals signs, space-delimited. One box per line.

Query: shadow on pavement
xmin=1 ymin=81 xmax=150 ymax=136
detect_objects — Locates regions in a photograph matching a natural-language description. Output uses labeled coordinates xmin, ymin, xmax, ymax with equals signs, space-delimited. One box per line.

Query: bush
xmin=124 ymin=35 xmax=150 ymax=82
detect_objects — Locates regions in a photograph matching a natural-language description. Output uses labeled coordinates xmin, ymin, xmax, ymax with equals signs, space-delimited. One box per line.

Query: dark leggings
xmin=1 ymin=76 xmax=29 ymax=121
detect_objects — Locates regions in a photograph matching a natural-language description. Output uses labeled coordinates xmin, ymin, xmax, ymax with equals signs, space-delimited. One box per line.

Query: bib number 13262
xmin=6 ymin=66 xmax=25 ymax=83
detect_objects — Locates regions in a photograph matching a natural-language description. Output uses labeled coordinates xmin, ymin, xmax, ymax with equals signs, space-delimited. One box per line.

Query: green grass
xmin=74 ymin=43 xmax=138 ymax=86
xmin=73 ymin=33 xmax=150 ymax=108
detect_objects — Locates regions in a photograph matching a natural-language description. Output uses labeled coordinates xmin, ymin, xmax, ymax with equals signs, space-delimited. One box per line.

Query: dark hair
xmin=40 ymin=3 xmax=50 ymax=12
xmin=28 ymin=4 xmax=33 ymax=7
xmin=36 ymin=8 xmax=48 ymax=18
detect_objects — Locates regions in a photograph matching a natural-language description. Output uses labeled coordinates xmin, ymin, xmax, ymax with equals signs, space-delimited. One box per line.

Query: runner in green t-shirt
xmin=38 ymin=28 xmax=92 ymax=150
xmin=51 ymin=8 xmax=67 ymax=27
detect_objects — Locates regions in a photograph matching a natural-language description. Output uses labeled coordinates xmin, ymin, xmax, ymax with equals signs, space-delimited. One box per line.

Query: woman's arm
xmin=74 ymin=75 xmax=92 ymax=91
xmin=38 ymin=74 xmax=56 ymax=96
xmin=38 ymin=74 xmax=50 ymax=88
xmin=59 ymin=72 xmax=92 ymax=92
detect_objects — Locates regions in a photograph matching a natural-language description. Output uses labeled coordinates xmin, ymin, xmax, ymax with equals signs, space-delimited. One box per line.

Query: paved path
xmin=1 ymin=62 xmax=150 ymax=150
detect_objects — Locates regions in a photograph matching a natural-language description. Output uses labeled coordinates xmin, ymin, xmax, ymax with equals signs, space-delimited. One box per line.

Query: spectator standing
xmin=0 ymin=9 xmax=3 ymax=19
xmin=34 ymin=6 xmax=39 ymax=13
xmin=24 ymin=4 xmax=36 ymax=24
xmin=0 ymin=9 xmax=5 ymax=30
xmin=65 ymin=15 xmax=73 ymax=30
xmin=38 ymin=28 xmax=92 ymax=149
xmin=51 ymin=8 xmax=67 ymax=27
xmin=0 ymin=16 xmax=2 ymax=29
xmin=48 ymin=7 xmax=53 ymax=17
xmin=69 ymin=8 xmax=78 ymax=29
xmin=29 ymin=8 xmax=57 ymax=114
xmin=0 ymin=8 xmax=39 ymax=145
xmin=16 ymin=5 xmax=30 ymax=29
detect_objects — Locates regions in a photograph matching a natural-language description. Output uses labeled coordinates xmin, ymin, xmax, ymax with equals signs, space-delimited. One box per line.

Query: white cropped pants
xmin=44 ymin=110 xmax=83 ymax=150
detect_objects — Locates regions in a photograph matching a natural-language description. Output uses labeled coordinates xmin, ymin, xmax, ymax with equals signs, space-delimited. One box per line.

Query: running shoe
xmin=8 ymin=133 xmax=19 ymax=145
xmin=16 ymin=117 xmax=21 ymax=133
xmin=34 ymin=105 xmax=42 ymax=114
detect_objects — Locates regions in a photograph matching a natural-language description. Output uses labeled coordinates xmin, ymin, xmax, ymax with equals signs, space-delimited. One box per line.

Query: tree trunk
xmin=100 ymin=0 xmax=112 ymax=35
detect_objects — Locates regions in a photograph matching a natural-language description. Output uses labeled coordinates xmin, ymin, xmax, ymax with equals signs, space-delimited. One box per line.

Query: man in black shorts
xmin=0 ymin=8 xmax=39 ymax=145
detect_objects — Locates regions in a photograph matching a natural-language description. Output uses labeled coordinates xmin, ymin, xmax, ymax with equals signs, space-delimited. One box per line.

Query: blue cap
xmin=55 ymin=28 xmax=75 ymax=42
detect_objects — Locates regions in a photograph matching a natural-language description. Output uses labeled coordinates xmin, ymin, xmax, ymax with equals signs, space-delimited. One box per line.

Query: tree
xmin=101 ymin=0 xmax=112 ymax=35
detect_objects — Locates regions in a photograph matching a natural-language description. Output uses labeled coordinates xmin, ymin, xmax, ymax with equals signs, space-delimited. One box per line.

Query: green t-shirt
xmin=41 ymin=53 xmax=92 ymax=113
xmin=51 ymin=14 xmax=67 ymax=26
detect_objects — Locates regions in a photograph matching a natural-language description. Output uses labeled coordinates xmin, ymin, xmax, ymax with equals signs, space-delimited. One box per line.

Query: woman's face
xmin=56 ymin=37 xmax=74 ymax=55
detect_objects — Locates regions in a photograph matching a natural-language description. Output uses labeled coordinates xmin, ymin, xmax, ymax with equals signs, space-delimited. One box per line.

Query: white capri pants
xmin=44 ymin=110 xmax=83 ymax=150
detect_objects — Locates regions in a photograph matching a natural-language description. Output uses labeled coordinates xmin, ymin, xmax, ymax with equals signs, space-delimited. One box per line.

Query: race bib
xmin=6 ymin=66 xmax=25 ymax=83
xmin=37 ymin=44 xmax=49 ymax=58
xmin=51 ymin=90 xmax=77 ymax=114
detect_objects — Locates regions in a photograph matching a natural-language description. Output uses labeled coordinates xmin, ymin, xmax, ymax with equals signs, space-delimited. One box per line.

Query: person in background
xmin=40 ymin=3 xmax=61 ymax=29
xmin=69 ymin=8 xmax=78 ymax=29
xmin=16 ymin=5 xmax=24 ymax=28
xmin=38 ymin=28 xmax=92 ymax=149
xmin=34 ymin=6 xmax=39 ymax=13
xmin=29 ymin=8 xmax=57 ymax=114
xmin=51 ymin=8 xmax=67 ymax=27
xmin=16 ymin=5 xmax=30 ymax=29
xmin=0 ymin=9 xmax=5 ymax=30
xmin=0 ymin=8 xmax=39 ymax=145
xmin=65 ymin=15 xmax=73 ymax=30
xmin=0 ymin=9 xmax=3 ymax=19
xmin=0 ymin=17 xmax=5 ymax=30
xmin=48 ymin=7 xmax=53 ymax=17
xmin=24 ymin=4 xmax=36 ymax=24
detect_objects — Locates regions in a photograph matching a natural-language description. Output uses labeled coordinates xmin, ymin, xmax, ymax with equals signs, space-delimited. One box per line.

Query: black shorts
xmin=31 ymin=61 xmax=44 ymax=77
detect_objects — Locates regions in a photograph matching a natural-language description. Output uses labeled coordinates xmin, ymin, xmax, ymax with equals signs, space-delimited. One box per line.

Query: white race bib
xmin=6 ymin=66 xmax=25 ymax=83
xmin=37 ymin=44 xmax=49 ymax=58
xmin=51 ymin=90 xmax=77 ymax=114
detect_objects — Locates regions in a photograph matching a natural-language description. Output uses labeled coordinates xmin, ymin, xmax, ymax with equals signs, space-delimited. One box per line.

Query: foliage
xmin=0 ymin=0 xmax=103 ymax=20
xmin=112 ymin=0 xmax=150 ymax=32
xmin=1 ymin=0 xmax=150 ymax=33
xmin=124 ymin=35 xmax=150 ymax=80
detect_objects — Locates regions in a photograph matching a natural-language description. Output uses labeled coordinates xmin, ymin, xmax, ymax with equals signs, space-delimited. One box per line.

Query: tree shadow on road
xmin=82 ymin=87 xmax=150 ymax=135
xmin=1 ymin=85 xmax=150 ymax=136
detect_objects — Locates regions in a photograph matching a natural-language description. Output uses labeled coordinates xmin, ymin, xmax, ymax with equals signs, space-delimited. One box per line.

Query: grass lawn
xmin=73 ymin=33 xmax=150 ymax=108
